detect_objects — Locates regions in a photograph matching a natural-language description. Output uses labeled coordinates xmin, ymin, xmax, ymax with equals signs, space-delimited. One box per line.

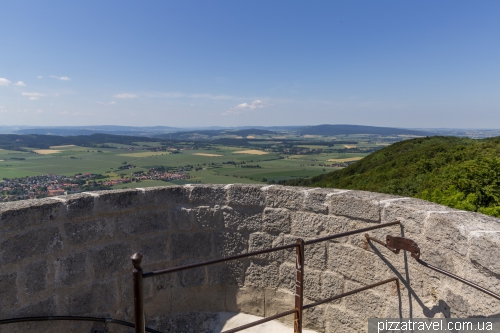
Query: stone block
xmin=327 ymin=242 xmax=396 ymax=286
xmin=303 ymin=304 xmax=325 ymax=332
xmin=0 ymin=272 xmax=18 ymax=312
xmin=93 ymin=188 xmax=144 ymax=212
xmin=248 ymin=232 xmax=284 ymax=261
xmin=17 ymin=296 xmax=56 ymax=317
xmin=264 ymin=289 xmax=295 ymax=323
xmin=208 ymin=261 xmax=244 ymax=286
xmin=225 ymin=285 xmax=265 ymax=316
xmin=468 ymin=231 xmax=500 ymax=276
xmin=178 ymin=263 xmax=207 ymax=287
xmin=278 ymin=263 xmax=296 ymax=294
xmin=171 ymin=232 xmax=212 ymax=260
xmin=193 ymin=205 xmax=222 ymax=229
xmin=170 ymin=285 xmax=226 ymax=313
xmin=138 ymin=234 xmax=169 ymax=263
xmin=0 ymin=198 xmax=63 ymax=233
xmin=25 ymin=260 xmax=48 ymax=294
xmin=117 ymin=209 xmax=170 ymax=236
xmin=244 ymin=261 xmax=279 ymax=289
xmin=222 ymin=206 xmax=264 ymax=231
xmin=321 ymin=271 xmax=344 ymax=300
xmin=325 ymin=305 xmax=364 ymax=333
xmin=290 ymin=211 xmax=350 ymax=239
xmin=262 ymin=207 xmax=291 ymax=233
xmin=63 ymin=193 xmax=96 ymax=220
xmin=64 ymin=280 xmax=116 ymax=316
xmin=1 ymin=226 xmax=63 ymax=264
xmin=189 ymin=185 xmax=227 ymax=205
xmin=423 ymin=212 xmax=471 ymax=256
xmin=172 ymin=205 xmax=193 ymax=230
xmin=141 ymin=185 xmax=191 ymax=205
xmin=301 ymin=188 xmax=331 ymax=214
xmin=150 ymin=311 xmax=220 ymax=333
xmin=283 ymin=235 xmax=327 ymax=270
xmin=328 ymin=190 xmax=394 ymax=222
xmin=64 ymin=218 xmax=115 ymax=245
xmin=226 ymin=184 xmax=266 ymax=207
xmin=54 ymin=253 xmax=87 ymax=287
xmin=90 ymin=243 xmax=131 ymax=280
xmin=343 ymin=280 xmax=392 ymax=318
xmin=215 ymin=231 xmax=247 ymax=257
xmin=263 ymin=185 xmax=306 ymax=209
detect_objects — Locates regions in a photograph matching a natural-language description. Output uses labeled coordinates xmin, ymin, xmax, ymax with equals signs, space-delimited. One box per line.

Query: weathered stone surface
xmin=301 ymin=188 xmax=330 ymax=214
xmin=90 ymin=243 xmax=131 ymax=280
xmin=17 ymin=296 xmax=56 ymax=317
xmin=141 ymin=185 xmax=191 ymax=205
xmin=226 ymin=184 xmax=266 ymax=207
xmin=138 ymin=234 xmax=169 ymax=263
xmin=171 ymin=232 xmax=212 ymax=260
xmin=244 ymin=261 xmax=279 ymax=288
xmin=54 ymin=253 xmax=86 ymax=287
xmin=290 ymin=211 xmax=350 ymax=239
xmin=248 ymin=232 xmax=283 ymax=261
xmin=178 ymin=263 xmax=207 ymax=287
xmin=321 ymin=271 xmax=344 ymax=300
xmin=226 ymin=286 xmax=265 ymax=315
xmin=325 ymin=306 xmax=364 ymax=333
xmin=469 ymin=231 xmax=500 ymax=276
xmin=150 ymin=311 xmax=220 ymax=333
xmin=0 ymin=272 xmax=18 ymax=312
xmin=423 ymin=212 xmax=471 ymax=256
xmin=215 ymin=231 xmax=247 ymax=257
xmin=1 ymin=226 xmax=63 ymax=264
xmin=0 ymin=198 xmax=63 ymax=233
xmin=262 ymin=207 xmax=291 ymax=233
xmin=208 ymin=261 xmax=243 ymax=286
xmin=94 ymin=189 xmax=143 ymax=212
xmin=64 ymin=280 xmax=116 ymax=315
xmin=170 ymin=286 xmax=226 ymax=313
xmin=189 ymin=185 xmax=226 ymax=205
xmin=64 ymin=218 xmax=114 ymax=245
xmin=222 ymin=206 xmax=264 ymax=231
xmin=25 ymin=260 xmax=48 ymax=294
xmin=263 ymin=186 xmax=306 ymax=209
xmin=173 ymin=205 xmax=193 ymax=230
xmin=63 ymin=193 xmax=96 ymax=220
xmin=328 ymin=191 xmax=394 ymax=222
xmin=193 ymin=205 xmax=222 ymax=229
xmin=117 ymin=210 xmax=169 ymax=236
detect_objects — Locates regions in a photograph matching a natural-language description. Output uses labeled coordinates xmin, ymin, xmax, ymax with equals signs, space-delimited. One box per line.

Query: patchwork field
xmin=0 ymin=137 xmax=385 ymax=190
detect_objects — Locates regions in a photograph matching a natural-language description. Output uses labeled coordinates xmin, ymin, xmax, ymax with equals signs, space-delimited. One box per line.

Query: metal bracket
xmin=365 ymin=234 xmax=420 ymax=259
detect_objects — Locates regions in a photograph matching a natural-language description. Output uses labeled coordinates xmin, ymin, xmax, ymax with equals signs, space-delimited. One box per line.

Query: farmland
xmin=0 ymin=135 xmax=395 ymax=196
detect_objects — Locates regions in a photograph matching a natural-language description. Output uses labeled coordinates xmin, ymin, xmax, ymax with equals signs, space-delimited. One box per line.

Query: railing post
xmin=294 ymin=239 xmax=305 ymax=333
xmin=131 ymin=253 xmax=145 ymax=333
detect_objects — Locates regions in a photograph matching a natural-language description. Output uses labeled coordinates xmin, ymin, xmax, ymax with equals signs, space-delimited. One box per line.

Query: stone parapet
xmin=0 ymin=185 xmax=499 ymax=332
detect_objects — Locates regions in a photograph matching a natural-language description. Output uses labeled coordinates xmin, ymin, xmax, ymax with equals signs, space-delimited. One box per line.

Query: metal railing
xmin=131 ymin=221 xmax=402 ymax=333
xmin=365 ymin=234 xmax=500 ymax=301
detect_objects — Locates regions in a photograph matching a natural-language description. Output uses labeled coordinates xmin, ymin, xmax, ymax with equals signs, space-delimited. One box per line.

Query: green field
xmin=0 ymin=140 xmax=376 ymax=189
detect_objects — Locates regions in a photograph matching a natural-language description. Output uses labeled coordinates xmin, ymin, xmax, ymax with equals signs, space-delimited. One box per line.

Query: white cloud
xmin=37 ymin=76 xmax=43 ymax=79
xmin=0 ymin=106 xmax=7 ymax=113
xmin=22 ymin=92 xmax=46 ymax=100
xmin=59 ymin=111 xmax=69 ymax=115
xmin=50 ymin=75 xmax=71 ymax=81
xmin=97 ymin=101 xmax=116 ymax=105
xmin=222 ymin=100 xmax=271 ymax=116
xmin=14 ymin=81 xmax=26 ymax=86
xmin=36 ymin=109 xmax=44 ymax=114
xmin=113 ymin=93 xmax=137 ymax=99
xmin=0 ymin=78 xmax=11 ymax=86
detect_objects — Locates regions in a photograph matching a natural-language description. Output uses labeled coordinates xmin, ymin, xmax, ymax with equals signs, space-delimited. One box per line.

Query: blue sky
xmin=1 ymin=1 xmax=499 ymax=128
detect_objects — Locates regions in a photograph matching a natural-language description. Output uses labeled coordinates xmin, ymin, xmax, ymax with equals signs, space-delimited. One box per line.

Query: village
xmin=0 ymin=168 xmax=190 ymax=202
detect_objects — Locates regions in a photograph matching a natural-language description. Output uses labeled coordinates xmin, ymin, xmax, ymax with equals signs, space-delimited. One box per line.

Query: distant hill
xmin=13 ymin=125 xmax=181 ymax=136
xmin=0 ymin=133 xmax=158 ymax=150
xmin=285 ymin=136 xmax=500 ymax=217
xmin=299 ymin=124 xmax=433 ymax=136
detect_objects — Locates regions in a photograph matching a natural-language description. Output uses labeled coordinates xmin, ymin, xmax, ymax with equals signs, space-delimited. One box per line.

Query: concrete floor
xmin=218 ymin=312 xmax=318 ymax=333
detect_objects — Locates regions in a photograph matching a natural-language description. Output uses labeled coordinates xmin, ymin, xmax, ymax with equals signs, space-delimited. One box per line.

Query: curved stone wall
xmin=1 ymin=185 xmax=499 ymax=332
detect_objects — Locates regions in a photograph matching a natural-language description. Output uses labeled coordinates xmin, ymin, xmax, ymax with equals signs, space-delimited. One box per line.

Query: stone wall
xmin=1 ymin=185 xmax=499 ymax=332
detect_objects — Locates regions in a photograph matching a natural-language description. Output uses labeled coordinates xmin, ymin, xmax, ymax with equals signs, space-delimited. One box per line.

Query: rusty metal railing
xmin=365 ymin=234 xmax=500 ymax=301
xmin=131 ymin=221 xmax=401 ymax=333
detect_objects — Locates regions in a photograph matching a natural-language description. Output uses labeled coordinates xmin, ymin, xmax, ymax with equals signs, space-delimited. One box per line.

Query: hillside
xmin=285 ymin=136 xmax=500 ymax=217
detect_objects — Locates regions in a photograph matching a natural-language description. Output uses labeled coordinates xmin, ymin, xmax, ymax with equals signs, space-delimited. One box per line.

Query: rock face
xmin=0 ymin=185 xmax=499 ymax=332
